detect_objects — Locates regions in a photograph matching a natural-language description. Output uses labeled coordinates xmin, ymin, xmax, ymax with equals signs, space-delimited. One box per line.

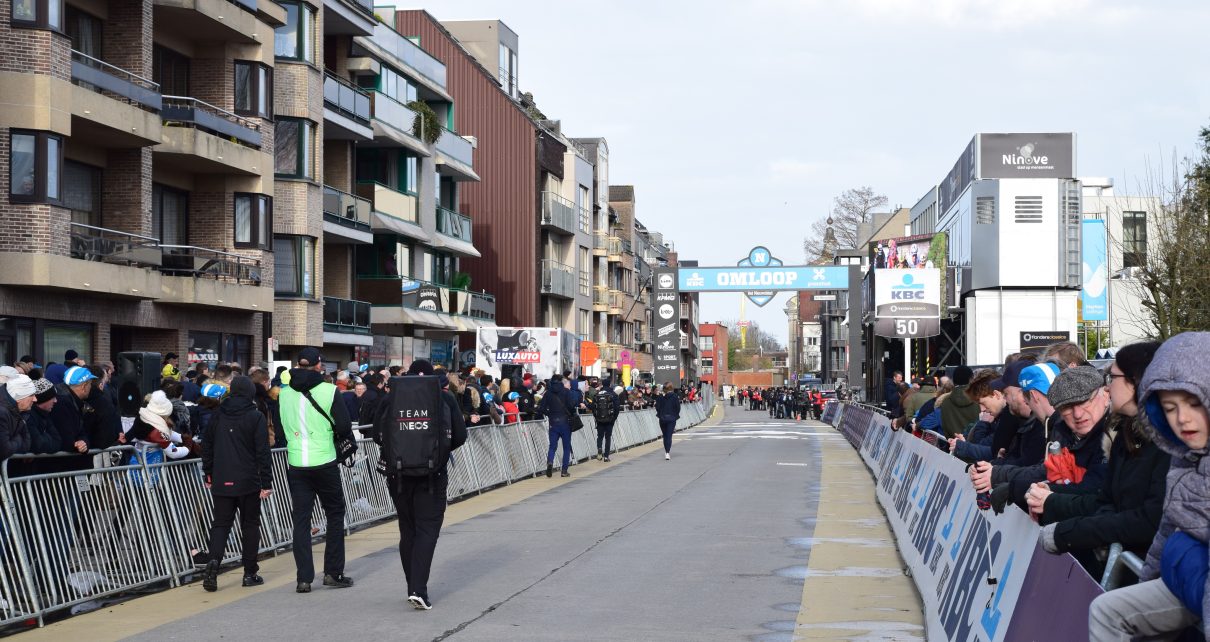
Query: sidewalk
xmin=794 ymin=432 xmax=925 ymax=640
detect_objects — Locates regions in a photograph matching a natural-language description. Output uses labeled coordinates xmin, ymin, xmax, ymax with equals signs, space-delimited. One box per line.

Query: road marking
xmin=777 ymin=462 xmax=810 ymax=466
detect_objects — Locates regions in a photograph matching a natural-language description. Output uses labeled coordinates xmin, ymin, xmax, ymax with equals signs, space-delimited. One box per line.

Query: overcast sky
xmin=412 ymin=0 xmax=1210 ymax=345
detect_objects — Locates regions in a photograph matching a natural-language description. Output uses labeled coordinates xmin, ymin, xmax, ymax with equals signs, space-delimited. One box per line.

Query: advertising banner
xmin=1081 ymin=219 xmax=1108 ymax=321
xmin=859 ymin=421 xmax=1039 ymax=642
xmin=1019 ymin=331 xmax=1070 ymax=352
xmin=402 ymin=279 xmax=449 ymax=312
xmin=678 ymin=265 xmax=849 ymax=292
xmin=475 ymin=328 xmax=568 ymax=382
xmin=978 ymin=133 xmax=1075 ymax=179
xmin=653 ymin=267 xmax=681 ymax=385
xmin=874 ymin=269 xmax=941 ymax=319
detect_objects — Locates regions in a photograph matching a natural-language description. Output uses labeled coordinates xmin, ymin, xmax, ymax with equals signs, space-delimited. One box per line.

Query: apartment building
xmin=698 ymin=322 xmax=728 ymax=392
xmin=0 ymin=0 xmax=283 ymax=366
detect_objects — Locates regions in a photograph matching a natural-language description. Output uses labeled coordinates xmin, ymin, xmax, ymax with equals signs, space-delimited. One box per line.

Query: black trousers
xmin=596 ymin=421 xmax=615 ymax=455
xmin=390 ymin=475 xmax=448 ymax=599
xmin=208 ymin=491 xmax=261 ymax=574
xmin=288 ymin=465 xmax=346 ymax=583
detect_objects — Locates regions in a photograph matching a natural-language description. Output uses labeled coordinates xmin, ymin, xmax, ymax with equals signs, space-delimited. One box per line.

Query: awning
xmin=431 ymin=233 xmax=482 ymax=258
xmin=372 ymin=212 xmax=432 ymax=243
xmin=433 ymin=312 xmax=459 ymax=330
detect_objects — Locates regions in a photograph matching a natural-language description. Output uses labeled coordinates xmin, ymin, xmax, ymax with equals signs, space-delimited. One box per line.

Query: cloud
xmin=757 ymin=0 xmax=1137 ymax=29
xmin=769 ymin=159 xmax=824 ymax=182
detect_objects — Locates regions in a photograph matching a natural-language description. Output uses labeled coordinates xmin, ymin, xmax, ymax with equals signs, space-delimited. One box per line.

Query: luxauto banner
xmin=860 ymin=421 xmax=1038 ymax=642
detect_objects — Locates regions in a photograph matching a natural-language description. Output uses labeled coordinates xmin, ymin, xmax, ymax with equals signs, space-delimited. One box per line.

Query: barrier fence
xmin=821 ymin=400 xmax=1106 ymax=642
xmin=0 ymin=394 xmax=714 ymax=628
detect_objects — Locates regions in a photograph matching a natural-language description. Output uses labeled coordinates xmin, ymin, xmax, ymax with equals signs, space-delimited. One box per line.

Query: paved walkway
xmin=22 ymin=405 xmax=922 ymax=641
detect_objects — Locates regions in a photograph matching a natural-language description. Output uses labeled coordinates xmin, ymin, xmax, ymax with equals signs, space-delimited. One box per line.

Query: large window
xmin=9 ymin=130 xmax=62 ymax=204
xmin=234 ymin=193 xmax=272 ymax=249
xmin=153 ymin=45 xmax=190 ymax=96
xmin=578 ymin=247 xmax=591 ymax=296
xmin=702 ymin=357 xmax=714 ymax=375
xmin=274 ymin=118 xmax=314 ymax=178
xmin=234 ymin=61 xmax=273 ymax=119
xmin=64 ymin=5 xmax=100 ymax=57
xmin=578 ymin=310 xmax=591 ymax=341
xmin=428 ymin=251 xmax=454 ymax=286
xmin=1122 ymin=211 xmax=1147 ymax=269
xmin=274 ymin=1 xmax=313 ymax=62
xmin=44 ymin=323 xmax=91 ymax=364
xmin=63 ymin=161 xmax=101 ymax=227
xmin=700 ymin=336 xmax=714 ymax=352
xmin=378 ymin=66 xmax=417 ymax=104
xmin=152 ymin=184 xmax=188 ymax=246
xmin=274 ymin=235 xmax=315 ymax=297
xmin=578 ymin=185 xmax=591 ymax=233
xmin=12 ymin=0 xmax=62 ymax=30
xmin=356 ymin=236 xmax=411 ymax=277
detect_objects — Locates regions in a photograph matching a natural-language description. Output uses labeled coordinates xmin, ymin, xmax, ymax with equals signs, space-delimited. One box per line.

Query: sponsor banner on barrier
xmin=859 ymin=420 xmax=1038 ymax=642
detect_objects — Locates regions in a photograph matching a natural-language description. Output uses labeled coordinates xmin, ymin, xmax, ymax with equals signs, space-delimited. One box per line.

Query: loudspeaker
xmin=115 ymin=351 xmax=161 ymax=416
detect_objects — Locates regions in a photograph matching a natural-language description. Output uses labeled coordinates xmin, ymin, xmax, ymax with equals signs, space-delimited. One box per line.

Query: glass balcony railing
xmin=540 ymin=259 xmax=575 ymax=298
xmin=592 ymin=285 xmax=608 ymax=308
xmin=541 ymin=191 xmax=576 ymax=235
xmin=323 ymin=71 xmax=371 ymax=125
xmin=356 ymin=181 xmax=418 ymax=223
xmin=436 ymin=128 xmax=473 ymax=167
xmin=607 ymin=236 xmax=623 ymax=259
xmin=607 ymin=289 xmax=623 ymax=314
xmin=70 ymin=50 xmax=161 ymax=112
xmin=323 ymin=297 xmax=372 ymax=334
xmin=366 ymin=22 xmax=447 ymax=89
xmin=323 ymin=185 xmax=371 ymax=230
xmin=162 ymin=95 xmax=261 ymax=148
xmin=159 ymin=245 xmax=262 ymax=285
xmin=436 ymin=206 xmax=472 ymax=243
xmin=369 ymin=91 xmax=422 ymax=139
xmin=69 ymin=223 xmax=162 ymax=267
xmin=451 ymin=288 xmax=496 ymax=321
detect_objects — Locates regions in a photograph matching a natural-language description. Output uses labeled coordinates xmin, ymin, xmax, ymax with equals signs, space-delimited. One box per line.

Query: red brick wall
xmin=103 ymin=148 xmax=153 ymax=236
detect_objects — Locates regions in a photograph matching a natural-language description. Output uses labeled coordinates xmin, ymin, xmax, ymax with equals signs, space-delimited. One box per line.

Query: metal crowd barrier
xmin=0 ymin=395 xmax=716 ymax=628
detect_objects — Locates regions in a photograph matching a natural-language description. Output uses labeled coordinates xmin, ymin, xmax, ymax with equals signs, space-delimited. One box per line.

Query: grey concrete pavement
xmin=27 ymin=404 xmax=923 ymax=641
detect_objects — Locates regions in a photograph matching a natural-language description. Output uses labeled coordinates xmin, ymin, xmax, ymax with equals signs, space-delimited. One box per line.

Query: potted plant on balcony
xmin=452 ymin=272 xmax=471 ymax=290
xmin=407 ymin=101 xmax=442 ymax=145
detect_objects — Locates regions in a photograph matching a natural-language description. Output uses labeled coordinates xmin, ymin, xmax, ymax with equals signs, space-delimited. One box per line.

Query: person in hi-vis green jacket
xmin=274 ymin=346 xmax=356 ymax=593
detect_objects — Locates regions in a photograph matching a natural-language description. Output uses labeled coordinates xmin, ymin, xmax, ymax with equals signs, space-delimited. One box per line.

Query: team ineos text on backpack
xmin=375 ymin=376 xmax=450 ymax=480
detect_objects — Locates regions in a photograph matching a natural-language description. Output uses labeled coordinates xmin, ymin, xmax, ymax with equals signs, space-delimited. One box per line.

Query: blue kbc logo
xmin=737 ymin=246 xmax=782 ymax=307
xmin=891 ymin=273 xmax=926 ymax=300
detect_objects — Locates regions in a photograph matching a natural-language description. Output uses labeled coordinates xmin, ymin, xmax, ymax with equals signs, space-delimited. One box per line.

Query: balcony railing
xmin=69 ymin=223 xmax=162 ymax=268
xmin=436 ymin=206 xmax=472 ymax=243
xmin=324 ymin=297 xmax=372 ymax=334
xmin=323 ymin=185 xmax=372 ymax=230
xmin=680 ymin=303 xmax=689 ymax=319
xmin=680 ymin=335 xmax=690 ymax=350
xmin=451 ymin=289 xmax=496 ymax=320
xmin=70 ymin=50 xmax=161 ymax=112
xmin=600 ymin=344 xmax=620 ymax=363
xmin=225 ymin=0 xmax=256 ymax=14
xmin=159 ymin=245 xmax=262 ymax=285
xmin=366 ymin=22 xmax=447 ymax=89
xmin=592 ymin=285 xmax=608 ymax=309
xmin=323 ymin=71 xmax=371 ymax=125
xmin=540 ymin=259 xmax=575 ymax=298
xmin=607 ymin=289 xmax=623 ymax=314
xmin=541 ymin=191 xmax=576 ymax=235
xmin=607 ymin=236 xmax=623 ymax=260
xmin=368 ymin=91 xmax=422 ymax=140
xmin=162 ymin=95 xmax=261 ymax=148
xmin=356 ymin=181 xmax=418 ymax=223
xmin=592 ymin=231 xmax=608 ymax=256
xmin=436 ymin=128 xmax=473 ymax=167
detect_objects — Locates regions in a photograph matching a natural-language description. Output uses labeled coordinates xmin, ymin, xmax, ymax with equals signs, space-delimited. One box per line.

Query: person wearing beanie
xmin=64 ymin=349 xmax=84 ymax=366
xmin=0 ymin=365 xmax=20 ymax=385
xmin=126 ymin=391 xmax=191 ymax=461
xmin=0 ymin=375 xmax=34 ymax=461
xmin=201 ymin=376 xmax=272 ymax=592
xmin=25 ymin=378 xmax=62 ymax=454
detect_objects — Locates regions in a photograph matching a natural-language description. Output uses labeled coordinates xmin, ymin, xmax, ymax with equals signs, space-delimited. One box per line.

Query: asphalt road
xmin=84 ymin=406 xmax=861 ymax=641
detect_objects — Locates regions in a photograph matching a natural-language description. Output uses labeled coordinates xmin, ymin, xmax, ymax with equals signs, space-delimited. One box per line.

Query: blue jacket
xmin=655 ymin=393 xmax=680 ymax=423
xmin=538 ymin=385 xmax=573 ymax=428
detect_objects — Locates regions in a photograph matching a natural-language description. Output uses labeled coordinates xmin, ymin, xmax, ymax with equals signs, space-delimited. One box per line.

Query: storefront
xmin=0 ymin=316 xmax=94 ymax=365
xmin=188 ymin=331 xmax=252 ymax=371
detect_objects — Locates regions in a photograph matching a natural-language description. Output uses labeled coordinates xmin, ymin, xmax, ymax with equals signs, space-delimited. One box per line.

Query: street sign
xmin=874 ymin=318 xmax=941 ymax=339
xmin=873 ymin=268 xmax=942 ymax=338
xmin=812 ymin=294 xmax=836 ymax=301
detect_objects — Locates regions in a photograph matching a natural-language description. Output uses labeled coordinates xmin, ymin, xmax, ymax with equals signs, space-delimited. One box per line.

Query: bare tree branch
xmin=803 ymin=186 xmax=888 ymax=261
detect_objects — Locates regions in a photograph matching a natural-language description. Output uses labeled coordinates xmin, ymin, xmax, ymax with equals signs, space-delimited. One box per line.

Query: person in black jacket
xmin=10 ymin=379 xmax=63 ymax=478
xmin=375 ymin=359 xmax=466 ymax=610
xmin=655 ymin=382 xmax=681 ymax=460
xmin=83 ymin=365 xmax=122 ymax=450
xmin=538 ymin=375 xmax=574 ymax=477
xmin=590 ymin=383 xmax=623 ymax=461
xmin=0 ymin=375 xmax=35 ymax=462
xmin=201 ymin=376 xmax=272 ymax=592
xmin=1027 ymin=342 xmax=1168 ymax=578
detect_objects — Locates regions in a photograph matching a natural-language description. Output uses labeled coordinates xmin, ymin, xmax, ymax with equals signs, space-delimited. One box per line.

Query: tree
xmin=1118 ymin=131 xmax=1210 ymax=340
xmin=802 ymin=186 xmax=889 ymax=261
xmin=724 ymin=320 xmax=783 ymax=371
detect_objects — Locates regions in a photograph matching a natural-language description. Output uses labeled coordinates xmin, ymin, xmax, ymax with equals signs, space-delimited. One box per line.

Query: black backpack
xmin=592 ymin=390 xmax=619 ymax=424
xmin=374 ymin=376 xmax=450 ymax=478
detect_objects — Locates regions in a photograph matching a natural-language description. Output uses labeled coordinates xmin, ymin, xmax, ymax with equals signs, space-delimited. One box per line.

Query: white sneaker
xmin=408 ymin=594 xmax=432 ymax=610
xmin=665 ymin=453 xmax=671 ymax=460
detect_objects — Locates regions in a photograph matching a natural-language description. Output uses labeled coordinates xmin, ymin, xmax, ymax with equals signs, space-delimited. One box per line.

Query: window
xmin=378 ymin=66 xmax=417 ymax=104
xmin=64 ymin=5 xmax=100 ymax=57
xmin=274 ymin=1 xmax=313 ymax=62
xmin=578 ymin=185 xmax=591 ymax=233
xmin=578 ymin=310 xmax=591 ymax=341
xmin=63 ymin=161 xmax=101 ymax=227
xmin=153 ymin=45 xmax=190 ymax=96
xmin=274 ymin=118 xmax=313 ymax=178
xmin=44 ymin=323 xmax=91 ymax=363
xmin=428 ymin=251 xmax=454 ymax=285
xmin=152 ymin=184 xmax=188 ymax=246
xmin=234 ymin=61 xmax=273 ymax=119
xmin=702 ymin=357 xmax=714 ymax=375
xmin=12 ymin=0 xmax=62 ymax=30
xmin=234 ymin=193 xmax=272 ymax=249
xmin=9 ymin=130 xmax=62 ymax=203
xmin=356 ymin=236 xmax=411 ymax=277
xmin=1122 ymin=211 xmax=1147 ymax=269
xmin=274 ymin=235 xmax=315 ymax=297
xmin=578 ymin=247 xmax=591 ymax=296
xmin=700 ymin=336 xmax=714 ymax=352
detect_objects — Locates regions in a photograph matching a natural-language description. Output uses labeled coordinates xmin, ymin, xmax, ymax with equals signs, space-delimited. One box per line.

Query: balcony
xmin=435 ymin=128 xmax=477 ymax=181
xmin=353 ymin=23 xmax=449 ymax=99
xmin=452 ymin=289 xmax=496 ymax=322
xmin=69 ymin=50 xmax=162 ymax=147
xmin=152 ymin=0 xmax=278 ymax=46
xmin=323 ymin=71 xmax=372 ymax=140
xmin=592 ymin=285 xmax=608 ymax=312
xmin=158 ymin=245 xmax=270 ymax=309
xmin=70 ymin=223 xmax=162 ymax=268
xmin=681 ymin=335 xmax=690 ymax=350
xmin=322 ymin=0 xmax=375 ymax=38
xmin=357 ymin=181 xmax=417 ymax=224
xmin=540 ymin=259 xmax=575 ymax=299
xmin=158 ymin=96 xmax=265 ymax=174
xmin=606 ymin=236 xmax=623 ymax=262
xmin=680 ymin=302 xmax=689 ymax=319
xmin=367 ymin=91 xmax=429 ymax=155
xmin=607 ymin=289 xmax=623 ymax=316
xmin=322 ymin=185 xmax=372 ymax=244
xmin=599 ymin=344 xmax=620 ymax=364
xmin=0 ymin=224 xmax=158 ymax=298
xmin=592 ymin=230 xmax=608 ymax=257
xmin=323 ymin=296 xmax=372 ymax=336
xmin=436 ymin=206 xmax=472 ymax=243
xmin=541 ymin=192 xmax=576 ymax=236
